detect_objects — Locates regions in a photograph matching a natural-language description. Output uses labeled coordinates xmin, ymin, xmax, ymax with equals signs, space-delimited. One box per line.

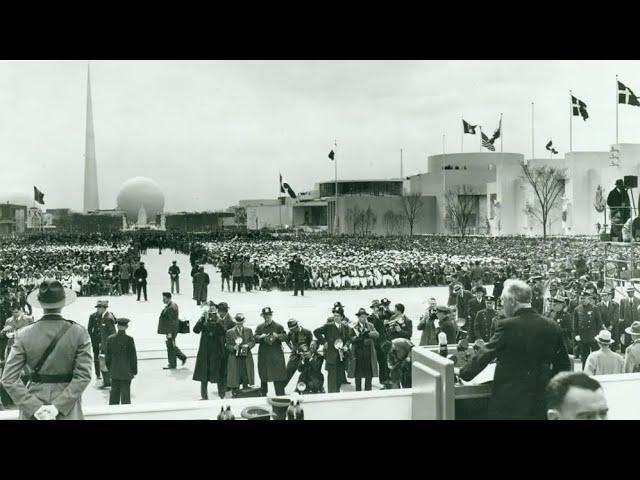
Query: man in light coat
xmin=225 ymin=313 xmax=256 ymax=395
xmin=1 ymin=279 xmax=92 ymax=420
xmin=584 ymin=330 xmax=624 ymax=376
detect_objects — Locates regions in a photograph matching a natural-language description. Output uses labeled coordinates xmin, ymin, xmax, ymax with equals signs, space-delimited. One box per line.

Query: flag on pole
xmin=328 ymin=150 xmax=335 ymax=160
xmin=491 ymin=117 xmax=501 ymax=142
xmin=481 ymin=131 xmax=496 ymax=151
xmin=33 ymin=186 xmax=45 ymax=205
xmin=618 ymin=80 xmax=640 ymax=106
xmin=283 ymin=182 xmax=297 ymax=199
xmin=545 ymin=140 xmax=558 ymax=155
xmin=463 ymin=119 xmax=477 ymax=134
xmin=279 ymin=173 xmax=285 ymax=194
xmin=571 ymin=95 xmax=589 ymax=121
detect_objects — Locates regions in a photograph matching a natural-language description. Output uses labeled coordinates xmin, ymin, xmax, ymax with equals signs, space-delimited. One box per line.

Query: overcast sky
xmin=2 ymin=60 xmax=640 ymax=212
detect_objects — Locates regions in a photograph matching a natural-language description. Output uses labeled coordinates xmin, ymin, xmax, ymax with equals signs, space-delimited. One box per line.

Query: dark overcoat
xmin=347 ymin=320 xmax=379 ymax=378
xmin=192 ymin=313 xmax=227 ymax=383
xmin=459 ymin=307 xmax=571 ymax=420
xmin=157 ymin=301 xmax=179 ymax=335
xmin=105 ymin=331 xmax=137 ymax=381
xmin=225 ymin=326 xmax=255 ymax=388
xmin=193 ymin=271 xmax=210 ymax=303
xmin=255 ymin=321 xmax=287 ymax=382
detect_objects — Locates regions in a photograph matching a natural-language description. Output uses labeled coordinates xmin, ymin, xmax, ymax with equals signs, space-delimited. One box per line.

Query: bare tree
xmin=444 ymin=185 xmax=477 ymax=237
xmin=400 ymin=193 xmax=423 ymax=236
xmin=521 ymin=162 xmax=567 ymax=239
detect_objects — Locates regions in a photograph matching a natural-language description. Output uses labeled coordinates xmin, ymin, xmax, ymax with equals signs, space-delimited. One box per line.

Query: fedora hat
xmin=27 ymin=278 xmax=76 ymax=310
xmin=625 ymin=321 xmax=640 ymax=336
xmin=595 ymin=330 xmax=614 ymax=344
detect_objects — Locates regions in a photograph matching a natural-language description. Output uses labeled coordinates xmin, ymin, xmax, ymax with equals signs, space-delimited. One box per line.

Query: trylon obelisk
xmin=83 ymin=62 xmax=100 ymax=212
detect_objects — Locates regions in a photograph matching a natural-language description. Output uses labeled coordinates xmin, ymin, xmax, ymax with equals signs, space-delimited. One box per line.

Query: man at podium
xmin=608 ymin=179 xmax=632 ymax=239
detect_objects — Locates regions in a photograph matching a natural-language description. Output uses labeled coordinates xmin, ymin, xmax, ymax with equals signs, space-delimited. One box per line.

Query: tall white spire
xmin=83 ymin=61 xmax=100 ymax=212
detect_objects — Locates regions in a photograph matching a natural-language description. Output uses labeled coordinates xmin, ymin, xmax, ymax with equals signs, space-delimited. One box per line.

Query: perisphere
xmin=116 ymin=177 xmax=165 ymax=222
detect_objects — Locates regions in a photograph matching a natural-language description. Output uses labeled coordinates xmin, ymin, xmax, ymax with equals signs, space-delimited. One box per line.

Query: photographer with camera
xmin=193 ymin=301 xmax=228 ymax=400
xmin=348 ymin=308 xmax=379 ymax=391
xmin=284 ymin=319 xmax=314 ymax=388
xmin=254 ymin=307 xmax=288 ymax=396
xmin=313 ymin=306 xmax=353 ymax=393
xmin=297 ymin=342 xmax=324 ymax=394
xmin=225 ymin=313 xmax=255 ymax=396
xmin=385 ymin=303 xmax=412 ymax=341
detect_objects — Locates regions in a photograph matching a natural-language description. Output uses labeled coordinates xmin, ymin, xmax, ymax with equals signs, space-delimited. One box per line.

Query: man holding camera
xmin=313 ymin=306 xmax=353 ymax=393
xmin=284 ymin=318 xmax=314 ymax=388
xmin=255 ymin=307 xmax=287 ymax=396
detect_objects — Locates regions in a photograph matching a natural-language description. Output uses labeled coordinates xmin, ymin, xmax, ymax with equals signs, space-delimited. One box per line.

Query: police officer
xmin=473 ymin=295 xmax=497 ymax=343
xmin=531 ymin=275 xmax=545 ymax=314
xmin=1 ymin=279 xmax=92 ymax=420
xmin=104 ymin=318 xmax=137 ymax=405
xmin=133 ymin=262 xmax=148 ymax=302
xmin=574 ymin=290 xmax=604 ymax=369
xmin=284 ymin=318 xmax=314 ymax=388
xmin=168 ymin=261 xmax=180 ymax=295
xmin=549 ymin=296 xmax=573 ymax=355
xmin=95 ymin=300 xmax=116 ymax=389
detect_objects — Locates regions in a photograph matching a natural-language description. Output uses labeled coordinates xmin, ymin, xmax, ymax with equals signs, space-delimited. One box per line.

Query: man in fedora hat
xmin=87 ymin=300 xmax=116 ymax=389
xmin=623 ymin=321 xmax=640 ymax=373
xmin=255 ymin=307 xmax=287 ymax=396
xmin=284 ymin=318 xmax=314 ymax=388
xmin=584 ymin=330 xmax=624 ymax=376
xmin=104 ymin=318 xmax=137 ymax=405
xmin=1 ymin=279 xmax=92 ymax=420
xmin=313 ymin=306 xmax=353 ymax=393
xmin=225 ymin=313 xmax=255 ymax=396
xmin=157 ymin=292 xmax=187 ymax=370
xmin=607 ymin=179 xmax=631 ymax=230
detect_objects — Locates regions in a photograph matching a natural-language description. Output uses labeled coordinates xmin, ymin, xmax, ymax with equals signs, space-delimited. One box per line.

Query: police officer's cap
xmin=261 ymin=306 xmax=273 ymax=316
xmin=334 ymin=301 xmax=344 ymax=309
xmin=485 ymin=296 xmax=496 ymax=303
xmin=217 ymin=302 xmax=229 ymax=310
xmin=234 ymin=313 xmax=245 ymax=322
xmin=436 ymin=305 xmax=450 ymax=313
xmin=116 ymin=318 xmax=130 ymax=326
xmin=356 ymin=308 xmax=368 ymax=317
xmin=332 ymin=306 xmax=345 ymax=316
xmin=380 ymin=298 xmax=391 ymax=305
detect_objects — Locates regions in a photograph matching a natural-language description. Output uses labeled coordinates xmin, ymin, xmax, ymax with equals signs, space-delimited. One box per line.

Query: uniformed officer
xmin=1 ymin=279 xmax=92 ymax=420
xmin=95 ymin=300 xmax=116 ymax=389
xmin=549 ymin=296 xmax=573 ymax=355
xmin=574 ymin=291 xmax=604 ymax=369
xmin=168 ymin=260 xmax=180 ymax=295
xmin=105 ymin=318 xmax=137 ymax=405
xmin=531 ymin=275 xmax=545 ymax=314
xmin=473 ymin=295 xmax=497 ymax=343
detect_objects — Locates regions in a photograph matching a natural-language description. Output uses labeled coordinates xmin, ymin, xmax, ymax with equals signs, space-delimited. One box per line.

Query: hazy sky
xmin=3 ymin=60 xmax=640 ymax=212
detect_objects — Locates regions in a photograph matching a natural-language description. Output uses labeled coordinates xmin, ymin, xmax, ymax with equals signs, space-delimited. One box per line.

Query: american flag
xmin=482 ymin=131 xmax=495 ymax=151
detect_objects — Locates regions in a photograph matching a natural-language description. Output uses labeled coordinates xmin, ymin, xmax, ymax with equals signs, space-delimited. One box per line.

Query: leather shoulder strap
xmin=32 ymin=322 xmax=73 ymax=375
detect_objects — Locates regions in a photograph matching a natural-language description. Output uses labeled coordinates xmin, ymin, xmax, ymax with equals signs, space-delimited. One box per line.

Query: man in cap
xmin=157 ymin=292 xmax=187 ymax=370
xmin=598 ymin=289 xmax=620 ymax=347
xmin=549 ymin=296 xmax=573 ymax=354
xmin=573 ymin=290 xmax=604 ymax=369
xmin=89 ymin=300 xmax=116 ymax=389
xmin=168 ymin=260 xmax=180 ymax=295
xmin=313 ymin=306 xmax=353 ymax=393
xmin=104 ymin=318 xmax=137 ymax=405
xmin=467 ymin=286 xmax=486 ymax=342
xmin=623 ymin=321 xmax=640 ymax=373
xmin=284 ymin=318 xmax=314 ymax=388
xmin=473 ymin=295 xmax=497 ymax=343
xmin=225 ymin=313 xmax=255 ymax=395
xmin=133 ymin=261 xmax=148 ymax=302
xmin=619 ymin=284 xmax=640 ymax=354
xmin=254 ymin=307 xmax=287 ymax=396
xmin=1 ymin=279 xmax=92 ymax=420
xmin=583 ymin=330 xmax=623 ymax=376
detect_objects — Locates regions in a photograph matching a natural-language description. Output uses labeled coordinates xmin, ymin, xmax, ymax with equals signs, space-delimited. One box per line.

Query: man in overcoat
xmin=104 ymin=318 xmax=137 ymax=405
xmin=619 ymin=285 xmax=640 ymax=353
xmin=459 ymin=280 xmax=571 ymax=420
xmin=157 ymin=292 xmax=187 ymax=370
xmin=133 ymin=262 xmax=148 ymax=302
xmin=1 ymin=279 xmax=92 ymax=420
xmin=313 ymin=306 xmax=353 ymax=393
xmin=574 ymin=291 xmax=604 ymax=368
xmin=193 ymin=266 xmax=210 ymax=306
xmin=348 ymin=308 xmax=379 ymax=391
xmin=192 ymin=302 xmax=227 ymax=399
xmin=225 ymin=313 xmax=255 ymax=395
xmin=284 ymin=318 xmax=314 ymax=387
xmin=254 ymin=306 xmax=287 ymax=396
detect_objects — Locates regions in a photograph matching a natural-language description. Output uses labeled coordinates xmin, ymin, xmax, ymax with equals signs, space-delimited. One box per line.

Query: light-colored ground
xmin=31 ymin=249 xmax=489 ymax=406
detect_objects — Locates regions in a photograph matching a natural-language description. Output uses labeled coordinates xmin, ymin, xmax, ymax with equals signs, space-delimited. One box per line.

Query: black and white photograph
xmin=1 ymin=59 xmax=639 ymax=421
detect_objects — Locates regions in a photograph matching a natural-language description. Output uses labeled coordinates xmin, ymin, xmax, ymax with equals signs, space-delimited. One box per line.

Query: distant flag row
xmin=463 ymin=117 xmax=501 ymax=151
xmin=545 ymin=140 xmax=558 ymax=155
xmin=279 ymin=173 xmax=297 ymax=199
xmin=571 ymin=80 xmax=640 ymax=122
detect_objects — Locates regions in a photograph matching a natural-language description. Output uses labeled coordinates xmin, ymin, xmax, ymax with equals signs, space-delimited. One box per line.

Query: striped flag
xmin=481 ymin=132 xmax=495 ymax=151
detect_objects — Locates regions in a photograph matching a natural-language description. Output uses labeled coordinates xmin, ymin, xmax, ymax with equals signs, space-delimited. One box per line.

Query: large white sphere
xmin=116 ymin=177 xmax=165 ymax=222
xmin=0 ymin=191 xmax=35 ymax=208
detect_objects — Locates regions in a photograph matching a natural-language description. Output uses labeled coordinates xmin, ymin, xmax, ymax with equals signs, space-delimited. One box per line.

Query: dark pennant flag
xmin=491 ymin=117 xmax=501 ymax=142
xmin=463 ymin=119 xmax=477 ymax=134
xmin=328 ymin=150 xmax=335 ymax=160
xmin=571 ymin=95 xmax=589 ymax=121
xmin=33 ymin=186 xmax=45 ymax=205
xmin=618 ymin=80 xmax=640 ymax=106
xmin=283 ymin=182 xmax=297 ymax=199
xmin=545 ymin=140 xmax=558 ymax=155
xmin=481 ymin=131 xmax=496 ymax=151
xmin=279 ymin=173 xmax=285 ymax=194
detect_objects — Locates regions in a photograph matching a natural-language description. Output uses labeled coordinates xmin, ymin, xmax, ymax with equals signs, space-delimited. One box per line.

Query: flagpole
xmin=461 ymin=116 xmax=464 ymax=153
xmin=569 ymin=90 xmax=573 ymax=153
xmin=400 ymin=148 xmax=403 ymax=179
xmin=479 ymin=126 xmax=482 ymax=152
xmin=500 ymin=113 xmax=503 ymax=153
xmin=334 ymin=140 xmax=338 ymax=235
xmin=531 ymin=102 xmax=535 ymax=160
xmin=616 ymin=74 xmax=619 ymax=145
xmin=442 ymin=134 xmax=446 ymax=154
